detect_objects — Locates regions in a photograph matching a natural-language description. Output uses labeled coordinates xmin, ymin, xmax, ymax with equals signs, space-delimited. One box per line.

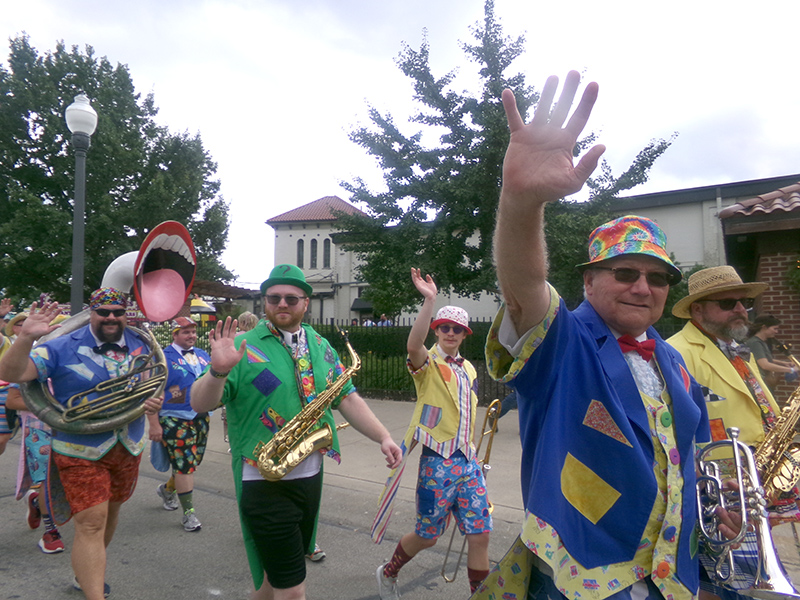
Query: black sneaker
xmin=72 ymin=576 xmax=110 ymax=598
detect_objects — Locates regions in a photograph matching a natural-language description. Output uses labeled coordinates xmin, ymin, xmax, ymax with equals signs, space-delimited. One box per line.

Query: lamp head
xmin=65 ymin=93 xmax=98 ymax=137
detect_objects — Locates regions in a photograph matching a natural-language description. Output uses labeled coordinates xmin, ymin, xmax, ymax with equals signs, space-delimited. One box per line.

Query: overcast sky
xmin=4 ymin=0 xmax=799 ymax=288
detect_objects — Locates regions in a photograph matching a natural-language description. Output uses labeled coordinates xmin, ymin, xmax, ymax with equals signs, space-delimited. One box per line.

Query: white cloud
xmin=4 ymin=0 xmax=800 ymax=286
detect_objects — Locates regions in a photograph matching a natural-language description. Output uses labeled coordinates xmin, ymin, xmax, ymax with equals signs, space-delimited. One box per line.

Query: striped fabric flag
xmin=371 ymin=439 xmax=416 ymax=544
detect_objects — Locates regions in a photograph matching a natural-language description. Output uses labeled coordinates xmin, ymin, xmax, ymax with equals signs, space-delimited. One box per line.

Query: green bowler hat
xmin=260 ymin=264 xmax=313 ymax=296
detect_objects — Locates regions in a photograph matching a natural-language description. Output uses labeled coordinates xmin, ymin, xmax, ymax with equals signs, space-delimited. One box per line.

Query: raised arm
xmin=0 ymin=302 xmax=61 ymax=383
xmin=190 ymin=317 xmax=246 ymax=413
xmin=407 ymin=268 xmax=437 ymax=369
xmin=494 ymin=71 xmax=605 ymax=335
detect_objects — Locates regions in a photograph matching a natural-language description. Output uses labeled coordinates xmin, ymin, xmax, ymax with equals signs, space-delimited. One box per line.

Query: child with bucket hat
xmin=374 ymin=268 xmax=490 ymax=599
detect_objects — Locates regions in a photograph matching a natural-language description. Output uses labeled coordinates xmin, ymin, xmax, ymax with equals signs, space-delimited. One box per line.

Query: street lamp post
xmin=65 ymin=93 xmax=98 ymax=315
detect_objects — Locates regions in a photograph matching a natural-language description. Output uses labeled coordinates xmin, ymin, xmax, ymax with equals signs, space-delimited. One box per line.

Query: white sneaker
xmin=306 ymin=543 xmax=326 ymax=562
xmin=156 ymin=483 xmax=179 ymax=511
xmin=376 ymin=563 xmax=400 ymax=600
xmin=182 ymin=508 xmax=202 ymax=532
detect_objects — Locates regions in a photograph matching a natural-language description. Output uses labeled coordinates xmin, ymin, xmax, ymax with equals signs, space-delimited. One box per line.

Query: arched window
xmin=323 ymin=238 xmax=331 ymax=269
xmin=296 ymin=239 xmax=304 ymax=268
xmin=310 ymin=239 xmax=318 ymax=269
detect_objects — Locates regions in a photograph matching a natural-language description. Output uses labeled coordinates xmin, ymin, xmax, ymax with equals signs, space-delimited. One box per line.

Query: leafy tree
xmin=338 ymin=0 xmax=673 ymax=314
xmin=0 ymin=35 xmax=233 ymax=306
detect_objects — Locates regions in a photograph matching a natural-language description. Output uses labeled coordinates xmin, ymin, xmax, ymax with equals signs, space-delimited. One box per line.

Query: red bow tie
xmin=445 ymin=355 xmax=464 ymax=366
xmin=617 ymin=335 xmax=656 ymax=362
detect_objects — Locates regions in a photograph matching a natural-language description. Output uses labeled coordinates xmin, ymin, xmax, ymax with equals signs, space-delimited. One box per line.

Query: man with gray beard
xmin=668 ymin=266 xmax=778 ymax=452
xmin=668 ymin=266 xmax=797 ymax=595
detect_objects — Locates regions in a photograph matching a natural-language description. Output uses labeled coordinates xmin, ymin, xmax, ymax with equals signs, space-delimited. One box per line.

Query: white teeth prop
xmin=134 ymin=221 xmax=197 ymax=322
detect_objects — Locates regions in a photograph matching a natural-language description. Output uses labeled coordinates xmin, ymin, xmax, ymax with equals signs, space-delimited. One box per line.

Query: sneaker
xmin=38 ymin=530 xmax=65 ymax=554
xmin=306 ymin=543 xmax=326 ymax=562
xmin=376 ymin=563 xmax=400 ymax=600
xmin=26 ymin=490 xmax=41 ymax=529
xmin=182 ymin=508 xmax=201 ymax=532
xmin=72 ymin=576 xmax=111 ymax=598
xmin=156 ymin=483 xmax=179 ymax=511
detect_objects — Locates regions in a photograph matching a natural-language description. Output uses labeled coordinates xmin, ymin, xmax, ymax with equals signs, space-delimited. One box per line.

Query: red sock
xmin=383 ymin=541 xmax=413 ymax=578
xmin=468 ymin=568 xmax=490 ymax=593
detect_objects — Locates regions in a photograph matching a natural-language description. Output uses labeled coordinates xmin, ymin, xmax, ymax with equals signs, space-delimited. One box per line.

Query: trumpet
xmin=441 ymin=398 xmax=500 ymax=583
xmin=697 ymin=427 xmax=800 ymax=599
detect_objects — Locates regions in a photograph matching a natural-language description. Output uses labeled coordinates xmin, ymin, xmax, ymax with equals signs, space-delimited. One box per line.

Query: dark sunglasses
xmin=593 ymin=266 xmax=677 ymax=288
xmin=94 ymin=308 xmax=126 ymax=317
xmin=438 ymin=324 xmax=465 ymax=335
xmin=697 ymin=297 xmax=755 ymax=311
xmin=265 ymin=294 xmax=306 ymax=306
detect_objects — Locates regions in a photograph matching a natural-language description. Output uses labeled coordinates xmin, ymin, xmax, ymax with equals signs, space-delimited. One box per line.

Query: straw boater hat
xmin=5 ymin=312 xmax=28 ymax=337
xmin=671 ymin=266 xmax=768 ymax=319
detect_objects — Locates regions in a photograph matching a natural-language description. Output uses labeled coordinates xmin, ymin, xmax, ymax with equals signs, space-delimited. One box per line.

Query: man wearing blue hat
xmin=472 ymin=71 xmax=740 ymax=600
xmin=192 ymin=264 xmax=402 ymax=600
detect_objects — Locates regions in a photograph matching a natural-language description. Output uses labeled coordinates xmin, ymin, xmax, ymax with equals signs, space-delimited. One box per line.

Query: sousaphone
xmin=21 ymin=221 xmax=197 ymax=434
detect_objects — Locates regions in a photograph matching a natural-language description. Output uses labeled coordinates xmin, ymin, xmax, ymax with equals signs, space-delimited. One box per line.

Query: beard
xmin=93 ymin=320 xmax=124 ymax=343
xmin=703 ymin=317 xmax=749 ymax=342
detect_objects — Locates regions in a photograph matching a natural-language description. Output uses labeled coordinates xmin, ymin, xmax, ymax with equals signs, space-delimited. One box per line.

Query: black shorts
xmin=240 ymin=472 xmax=322 ymax=590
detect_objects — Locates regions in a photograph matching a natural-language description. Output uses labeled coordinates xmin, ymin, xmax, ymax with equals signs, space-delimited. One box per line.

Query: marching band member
xmin=374 ymin=269 xmax=491 ymax=599
xmin=669 ymin=266 xmax=798 ymax=594
xmin=148 ymin=316 xmax=211 ymax=531
xmin=475 ymin=71 xmax=739 ymax=600
xmin=0 ymin=289 xmax=162 ymax=600
xmin=191 ymin=264 xmax=402 ymax=600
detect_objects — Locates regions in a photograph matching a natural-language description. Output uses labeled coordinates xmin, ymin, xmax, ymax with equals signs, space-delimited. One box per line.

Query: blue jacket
xmin=495 ymin=298 xmax=709 ymax=592
xmin=161 ymin=344 xmax=210 ymax=418
xmin=31 ymin=324 xmax=151 ymax=457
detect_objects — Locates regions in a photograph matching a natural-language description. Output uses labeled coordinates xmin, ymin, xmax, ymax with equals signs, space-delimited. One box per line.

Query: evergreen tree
xmin=0 ymin=36 xmax=233 ymax=304
xmin=338 ymin=0 xmax=673 ymax=314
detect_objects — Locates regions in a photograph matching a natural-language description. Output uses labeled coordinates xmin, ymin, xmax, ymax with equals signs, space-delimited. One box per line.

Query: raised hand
xmin=501 ymin=70 xmax=605 ymax=206
xmin=208 ymin=316 xmax=246 ymax=373
xmin=0 ymin=298 xmax=13 ymax=318
xmin=411 ymin=268 xmax=437 ymax=302
xmin=19 ymin=301 xmax=62 ymax=341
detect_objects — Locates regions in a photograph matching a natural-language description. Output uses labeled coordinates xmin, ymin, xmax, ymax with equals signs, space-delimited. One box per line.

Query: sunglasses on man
xmin=696 ymin=297 xmax=755 ymax=311
xmin=94 ymin=308 xmax=126 ymax=317
xmin=265 ymin=294 xmax=307 ymax=306
xmin=593 ymin=266 xmax=678 ymax=288
xmin=438 ymin=324 xmax=465 ymax=335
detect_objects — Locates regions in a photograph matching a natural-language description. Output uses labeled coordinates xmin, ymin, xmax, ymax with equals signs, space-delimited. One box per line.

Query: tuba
xmin=21 ymin=221 xmax=196 ymax=434
xmin=255 ymin=329 xmax=360 ymax=481
xmin=697 ymin=427 xmax=800 ymax=599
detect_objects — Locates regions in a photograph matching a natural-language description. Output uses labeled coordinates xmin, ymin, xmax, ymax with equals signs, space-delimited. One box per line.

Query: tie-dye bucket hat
xmin=576 ymin=215 xmax=681 ymax=284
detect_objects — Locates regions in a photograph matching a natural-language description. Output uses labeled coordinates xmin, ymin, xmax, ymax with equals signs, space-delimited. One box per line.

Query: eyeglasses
xmin=94 ymin=308 xmax=126 ymax=317
xmin=265 ymin=294 xmax=307 ymax=306
xmin=438 ymin=324 xmax=465 ymax=335
xmin=697 ymin=297 xmax=755 ymax=311
xmin=593 ymin=267 xmax=676 ymax=288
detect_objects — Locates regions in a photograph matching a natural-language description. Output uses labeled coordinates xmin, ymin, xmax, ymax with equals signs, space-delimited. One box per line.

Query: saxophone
xmin=254 ymin=330 xmax=361 ymax=481
xmin=754 ymin=385 xmax=800 ymax=499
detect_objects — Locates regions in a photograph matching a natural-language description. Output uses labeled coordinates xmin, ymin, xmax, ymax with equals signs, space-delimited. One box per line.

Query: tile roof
xmin=719 ymin=182 xmax=800 ymax=219
xmin=267 ymin=196 xmax=368 ymax=224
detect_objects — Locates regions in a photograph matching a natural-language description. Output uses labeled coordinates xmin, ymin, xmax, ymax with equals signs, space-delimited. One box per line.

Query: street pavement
xmin=2 ymin=399 xmax=800 ymax=599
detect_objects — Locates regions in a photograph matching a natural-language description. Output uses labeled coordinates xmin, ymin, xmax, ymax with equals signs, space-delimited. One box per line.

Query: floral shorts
xmin=415 ymin=449 xmax=492 ymax=539
xmin=160 ymin=414 xmax=210 ymax=474
xmin=53 ymin=443 xmax=141 ymax=513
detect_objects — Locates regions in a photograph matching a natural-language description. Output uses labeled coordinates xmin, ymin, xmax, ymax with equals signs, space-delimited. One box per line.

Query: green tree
xmin=338 ymin=0 xmax=673 ymax=314
xmin=0 ymin=35 xmax=233 ymax=305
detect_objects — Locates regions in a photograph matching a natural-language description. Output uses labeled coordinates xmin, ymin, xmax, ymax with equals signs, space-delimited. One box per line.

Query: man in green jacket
xmin=192 ymin=264 xmax=402 ymax=600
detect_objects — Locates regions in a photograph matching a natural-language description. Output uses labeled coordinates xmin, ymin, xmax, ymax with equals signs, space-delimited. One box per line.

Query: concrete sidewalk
xmin=0 ymin=399 xmax=523 ymax=600
xmin=2 ymin=399 xmax=800 ymax=599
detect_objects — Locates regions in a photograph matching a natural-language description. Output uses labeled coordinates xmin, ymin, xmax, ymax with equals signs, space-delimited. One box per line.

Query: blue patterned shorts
xmin=415 ymin=449 xmax=492 ymax=539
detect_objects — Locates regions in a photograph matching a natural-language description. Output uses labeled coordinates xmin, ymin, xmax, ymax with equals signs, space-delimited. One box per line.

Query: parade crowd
xmin=1 ymin=70 xmax=799 ymax=600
